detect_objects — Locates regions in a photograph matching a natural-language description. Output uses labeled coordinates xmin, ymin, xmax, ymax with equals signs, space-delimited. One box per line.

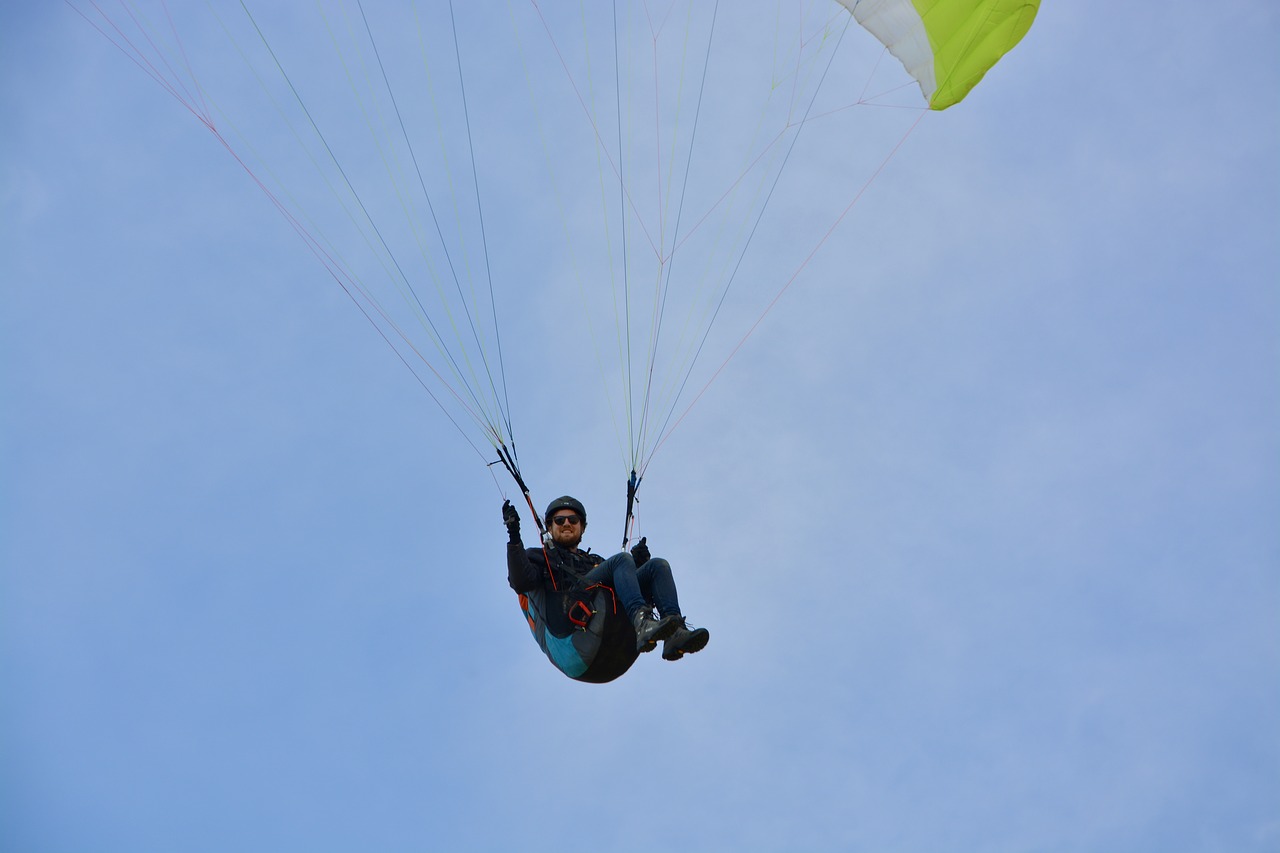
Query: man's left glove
xmin=502 ymin=500 xmax=521 ymax=543
xmin=630 ymin=536 xmax=650 ymax=567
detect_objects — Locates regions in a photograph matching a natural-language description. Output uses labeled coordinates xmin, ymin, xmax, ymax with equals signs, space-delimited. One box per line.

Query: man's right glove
xmin=502 ymin=500 xmax=521 ymax=543
xmin=630 ymin=536 xmax=650 ymax=567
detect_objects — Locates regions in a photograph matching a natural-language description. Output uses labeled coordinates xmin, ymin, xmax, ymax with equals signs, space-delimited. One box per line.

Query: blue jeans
xmin=584 ymin=553 xmax=680 ymax=620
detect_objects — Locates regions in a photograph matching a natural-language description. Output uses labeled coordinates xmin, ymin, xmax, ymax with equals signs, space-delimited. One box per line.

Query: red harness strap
xmin=568 ymin=582 xmax=620 ymax=629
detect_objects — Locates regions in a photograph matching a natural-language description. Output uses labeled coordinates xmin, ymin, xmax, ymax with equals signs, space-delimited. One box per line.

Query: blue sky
xmin=3 ymin=2 xmax=1278 ymax=851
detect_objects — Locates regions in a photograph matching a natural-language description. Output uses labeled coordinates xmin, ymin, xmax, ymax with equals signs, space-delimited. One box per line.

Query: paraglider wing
xmin=837 ymin=0 xmax=1040 ymax=109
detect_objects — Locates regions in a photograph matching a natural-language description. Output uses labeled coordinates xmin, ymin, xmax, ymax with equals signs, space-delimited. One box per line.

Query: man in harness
xmin=504 ymin=495 xmax=710 ymax=662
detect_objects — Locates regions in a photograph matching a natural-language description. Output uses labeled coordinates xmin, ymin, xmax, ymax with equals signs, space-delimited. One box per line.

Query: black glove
xmin=502 ymin=500 xmax=521 ymax=542
xmin=630 ymin=536 xmax=650 ymax=567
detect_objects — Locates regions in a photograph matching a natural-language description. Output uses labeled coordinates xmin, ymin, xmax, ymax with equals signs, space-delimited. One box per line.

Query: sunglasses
xmin=552 ymin=514 xmax=581 ymax=526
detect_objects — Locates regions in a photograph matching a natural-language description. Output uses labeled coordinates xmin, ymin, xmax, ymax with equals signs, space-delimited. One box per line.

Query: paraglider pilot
xmin=504 ymin=496 xmax=709 ymax=662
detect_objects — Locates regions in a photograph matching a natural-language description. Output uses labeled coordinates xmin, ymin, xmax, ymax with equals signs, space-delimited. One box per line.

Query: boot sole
xmin=662 ymin=627 xmax=709 ymax=661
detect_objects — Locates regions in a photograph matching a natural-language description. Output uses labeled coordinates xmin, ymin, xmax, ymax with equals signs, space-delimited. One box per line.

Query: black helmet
xmin=544 ymin=495 xmax=587 ymax=525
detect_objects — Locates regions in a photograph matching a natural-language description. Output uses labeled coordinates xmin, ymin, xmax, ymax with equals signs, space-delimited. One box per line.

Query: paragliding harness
xmin=495 ymin=448 xmax=643 ymax=683
xmin=512 ymin=553 xmax=642 ymax=683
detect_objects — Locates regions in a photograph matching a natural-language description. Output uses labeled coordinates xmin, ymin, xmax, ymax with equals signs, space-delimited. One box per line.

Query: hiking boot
xmin=632 ymin=609 xmax=680 ymax=653
xmin=662 ymin=618 xmax=710 ymax=661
